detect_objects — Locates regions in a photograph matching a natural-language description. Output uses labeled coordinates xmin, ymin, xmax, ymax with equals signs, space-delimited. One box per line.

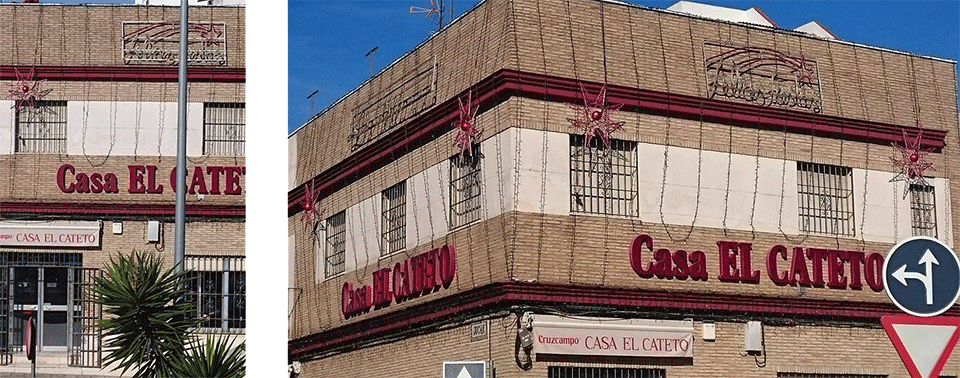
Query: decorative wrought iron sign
xmin=703 ymin=42 xmax=822 ymax=113
xmin=122 ymin=21 xmax=227 ymax=65
xmin=348 ymin=60 xmax=437 ymax=151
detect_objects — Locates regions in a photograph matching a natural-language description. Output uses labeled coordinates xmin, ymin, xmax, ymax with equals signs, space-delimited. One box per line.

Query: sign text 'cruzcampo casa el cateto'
xmin=56 ymin=164 xmax=245 ymax=195
xmin=631 ymin=234 xmax=887 ymax=291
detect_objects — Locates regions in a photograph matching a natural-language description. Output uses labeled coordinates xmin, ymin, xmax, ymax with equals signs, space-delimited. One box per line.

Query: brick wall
xmin=291 ymin=0 xmax=960 ymax=370
xmin=1 ymin=155 xmax=245 ymax=206
xmin=0 ymin=5 xmax=245 ymax=68
xmin=293 ymin=0 xmax=958 ymax=181
xmin=299 ymin=315 xmax=959 ymax=378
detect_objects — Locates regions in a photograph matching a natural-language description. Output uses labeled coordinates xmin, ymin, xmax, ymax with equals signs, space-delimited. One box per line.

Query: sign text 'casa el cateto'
xmin=57 ymin=164 xmax=245 ymax=195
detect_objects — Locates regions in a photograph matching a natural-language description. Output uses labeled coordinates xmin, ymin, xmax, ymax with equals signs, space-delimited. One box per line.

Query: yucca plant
xmin=163 ymin=334 xmax=246 ymax=378
xmin=93 ymin=251 xmax=198 ymax=378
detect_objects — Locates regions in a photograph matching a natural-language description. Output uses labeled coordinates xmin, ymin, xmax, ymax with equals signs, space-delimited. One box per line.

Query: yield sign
xmin=881 ymin=315 xmax=960 ymax=378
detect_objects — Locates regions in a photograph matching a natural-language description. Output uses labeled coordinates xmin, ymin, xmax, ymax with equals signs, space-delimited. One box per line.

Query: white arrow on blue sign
xmin=883 ymin=236 xmax=960 ymax=317
xmin=442 ymin=361 xmax=486 ymax=378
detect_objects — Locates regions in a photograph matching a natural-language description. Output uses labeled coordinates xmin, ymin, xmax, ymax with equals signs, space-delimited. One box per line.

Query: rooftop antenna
xmin=306 ymin=89 xmax=319 ymax=118
xmin=410 ymin=0 xmax=444 ymax=32
xmin=364 ymin=46 xmax=378 ymax=79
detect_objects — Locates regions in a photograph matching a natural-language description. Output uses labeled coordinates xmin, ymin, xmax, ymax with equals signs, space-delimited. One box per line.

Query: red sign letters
xmin=342 ymin=244 xmax=456 ymax=319
xmin=629 ymin=234 xmax=885 ymax=291
xmin=57 ymin=164 xmax=245 ymax=195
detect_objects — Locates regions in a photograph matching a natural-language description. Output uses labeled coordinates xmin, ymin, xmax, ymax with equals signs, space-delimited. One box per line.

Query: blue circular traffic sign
xmin=883 ymin=237 xmax=960 ymax=317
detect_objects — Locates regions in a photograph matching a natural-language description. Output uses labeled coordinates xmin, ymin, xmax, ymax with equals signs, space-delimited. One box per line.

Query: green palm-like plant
xmin=93 ymin=251 xmax=198 ymax=378
xmin=163 ymin=334 xmax=246 ymax=378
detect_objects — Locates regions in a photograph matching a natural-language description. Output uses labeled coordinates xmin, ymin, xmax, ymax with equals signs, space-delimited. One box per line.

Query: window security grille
xmin=15 ymin=100 xmax=67 ymax=153
xmin=450 ymin=152 xmax=482 ymax=228
xmin=325 ymin=211 xmax=346 ymax=278
xmin=548 ymin=366 xmax=666 ymax=378
xmin=909 ymin=184 xmax=937 ymax=238
xmin=797 ymin=162 xmax=855 ymax=236
xmin=184 ymin=256 xmax=245 ymax=332
xmin=570 ymin=134 xmax=638 ymax=217
xmin=203 ymin=102 xmax=245 ymax=155
xmin=381 ymin=181 xmax=407 ymax=255
xmin=777 ymin=374 xmax=887 ymax=378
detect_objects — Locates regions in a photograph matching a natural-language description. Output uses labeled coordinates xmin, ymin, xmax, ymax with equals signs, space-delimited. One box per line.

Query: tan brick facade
xmin=1 ymin=3 xmax=245 ymax=374
xmin=299 ymin=317 xmax=959 ymax=378
xmin=290 ymin=0 xmax=959 ymax=376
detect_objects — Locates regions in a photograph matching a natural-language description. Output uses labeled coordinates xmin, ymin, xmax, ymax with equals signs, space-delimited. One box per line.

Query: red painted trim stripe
xmin=1 ymin=202 xmax=244 ymax=217
xmin=0 ymin=65 xmax=245 ymax=83
xmin=288 ymin=68 xmax=947 ymax=214
xmin=288 ymin=281 xmax=952 ymax=359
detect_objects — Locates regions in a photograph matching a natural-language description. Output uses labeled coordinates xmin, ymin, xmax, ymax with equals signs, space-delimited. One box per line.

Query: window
xmin=381 ymin=181 xmax=406 ymax=255
xmin=570 ymin=134 xmax=638 ymax=217
xmin=797 ymin=162 xmax=855 ymax=236
xmin=203 ymin=102 xmax=245 ymax=155
xmin=910 ymin=184 xmax=937 ymax=238
xmin=778 ymin=374 xmax=886 ymax=378
xmin=324 ymin=211 xmax=346 ymax=278
xmin=15 ymin=100 xmax=67 ymax=153
xmin=548 ymin=366 xmax=665 ymax=378
xmin=185 ymin=256 xmax=245 ymax=332
xmin=449 ymin=151 xmax=482 ymax=228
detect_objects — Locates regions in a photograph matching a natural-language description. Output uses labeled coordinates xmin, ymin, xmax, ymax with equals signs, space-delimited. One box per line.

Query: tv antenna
xmin=306 ymin=89 xmax=319 ymax=118
xmin=410 ymin=0 xmax=445 ymax=32
xmin=365 ymin=46 xmax=378 ymax=79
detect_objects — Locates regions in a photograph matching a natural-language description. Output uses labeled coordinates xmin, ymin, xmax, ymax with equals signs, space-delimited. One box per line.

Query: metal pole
xmin=174 ymin=0 xmax=189 ymax=273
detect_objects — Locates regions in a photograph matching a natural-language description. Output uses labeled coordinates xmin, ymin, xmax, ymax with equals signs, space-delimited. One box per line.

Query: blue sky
xmin=288 ymin=0 xmax=960 ymax=134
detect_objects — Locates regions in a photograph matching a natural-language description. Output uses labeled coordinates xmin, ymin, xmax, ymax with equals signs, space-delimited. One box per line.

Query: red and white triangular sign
xmin=881 ymin=315 xmax=960 ymax=378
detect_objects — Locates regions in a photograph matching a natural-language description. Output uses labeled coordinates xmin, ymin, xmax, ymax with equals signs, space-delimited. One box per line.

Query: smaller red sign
xmin=24 ymin=315 xmax=36 ymax=361
xmin=881 ymin=315 xmax=960 ymax=378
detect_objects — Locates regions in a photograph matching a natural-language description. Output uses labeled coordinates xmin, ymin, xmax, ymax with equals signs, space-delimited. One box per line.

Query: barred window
xmin=797 ymin=162 xmax=855 ymax=236
xmin=203 ymin=102 xmax=245 ymax=155
xmin=549 ymin=366 xmax=665 ymax=378
xmin=184 ymin=256 xmax=245 ymax=332
xmin=778 ymin=374 xmax=886 ymax=378
xmin=910 ymin=184 xmax=937 ymax=238
xmin=450 ymin=151 xmax=482 ymax=228
xmin=570 ymin=134 xmax=638 ymax=217
xmin=381 ymin=181 xmax=406 ymax=256
xmin=15 ymin=100 xmax=67 ymax=153
xmin=324 ymin=211 xmax=346 ymax=278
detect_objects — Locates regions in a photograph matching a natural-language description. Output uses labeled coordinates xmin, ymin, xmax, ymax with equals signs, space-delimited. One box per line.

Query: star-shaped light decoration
xmin=567 ymin=83 xmax=625 ymax=149
xmin=198 ymin=20 xmax=223 ymax=47
xmin=6 ymin=67 xmax=52 ymax=111
xmin=300 ymin=181 xmax=323 ymax=232
xmin=794 ymin=55 xmax=816 ymax=87
xmin=890 ymin=128 xmax=935 ymax=192
xmin=452 ymin=90 xmax=480 ymax=160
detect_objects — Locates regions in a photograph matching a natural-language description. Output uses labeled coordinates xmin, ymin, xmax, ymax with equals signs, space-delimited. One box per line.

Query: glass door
xmin=42 ymin=267 xmax=68 ymax=351
xmin=12 ymin=267 xmax=39 ymax=353
xmin=11 ymin=267 xmax=70 ymax=352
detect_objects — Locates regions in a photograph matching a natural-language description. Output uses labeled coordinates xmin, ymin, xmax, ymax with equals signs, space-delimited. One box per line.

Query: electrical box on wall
xmin=702 ymin=321 xmax=716 ymax=341
xmin=147 ymin=221 xmax=161 ymax=243
xmin=745 ymin=321 xmax=762 ymax=353
xmin=112 ymin=221 xmax=123 ymax=235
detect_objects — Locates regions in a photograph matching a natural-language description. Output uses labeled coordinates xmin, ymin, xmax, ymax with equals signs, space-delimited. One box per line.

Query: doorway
xmin=2 ymin=253 xmax=83 ymax=354
xmin=14 ymin=267 xmax=71 ymax=352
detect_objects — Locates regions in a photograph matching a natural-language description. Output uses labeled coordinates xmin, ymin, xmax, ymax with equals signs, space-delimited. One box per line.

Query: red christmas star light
xmin=890 ymin=128 xmax=935 ymax=188
xmin=6 ymin=67 xmax=52 ymax=111
xmin=567 ymin=83 xmax=624 ymax=149
xmin=452 ymin=90 xmax=480 ymax=160
xmin=300 ymin=181 xmax=323 ymax=230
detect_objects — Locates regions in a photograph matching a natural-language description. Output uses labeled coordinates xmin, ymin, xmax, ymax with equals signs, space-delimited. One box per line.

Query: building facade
xmin=288 ymin=0 xmax=959 ymax=377
xmin=0 ymin=2 xmax=245 ymax=376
